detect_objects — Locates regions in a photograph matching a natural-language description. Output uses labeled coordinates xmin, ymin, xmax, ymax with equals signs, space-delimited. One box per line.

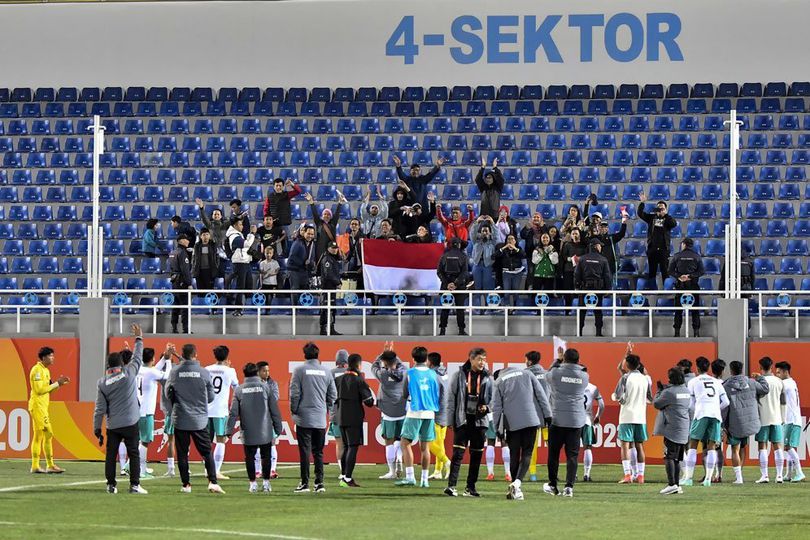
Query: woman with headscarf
xmin=520 ymin=212 xmax=549 ymax=282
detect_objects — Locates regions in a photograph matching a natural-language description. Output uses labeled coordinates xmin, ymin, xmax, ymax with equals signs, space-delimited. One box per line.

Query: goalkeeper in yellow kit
xmin=29 ymin=346 xmax=70 ymax=473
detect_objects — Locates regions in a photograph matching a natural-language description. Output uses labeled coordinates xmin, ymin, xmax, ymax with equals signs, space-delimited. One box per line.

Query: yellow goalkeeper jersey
xmin=28 ymin=362 xmax=58 ymax=414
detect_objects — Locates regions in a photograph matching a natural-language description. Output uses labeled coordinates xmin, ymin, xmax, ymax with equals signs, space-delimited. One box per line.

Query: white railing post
xmin=724 ymin=110 xmax=742 ymax=301
xmin=89 ymin=115 xmax=105 ymax=298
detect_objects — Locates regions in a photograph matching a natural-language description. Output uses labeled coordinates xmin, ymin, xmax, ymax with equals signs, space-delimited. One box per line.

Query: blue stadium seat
xmin=780 ymin=257 xmax=803 ymax=275
xmin=767 ymin=220 xmax=789 ymax=237
xmin=787 ymin=239 xmax=809 ymax=255
xmin=759 ymin=239 xmax=782 ymax=255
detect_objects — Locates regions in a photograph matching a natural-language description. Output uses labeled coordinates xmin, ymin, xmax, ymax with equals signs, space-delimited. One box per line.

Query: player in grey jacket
xmin=227 ymin=362 xmax=284 ymax=493
xmin=93 ymin=324 xmax=147 ymax=494
xmin=492 ymin=366 xmax=552 ymax=500
xmin=544 ymin=349 xmax=589 ymax=497
xmin=723 ymin=360 xmax=770 ymax=483
xmin=653 ymin=367 xmax=692 ymax=494
xmin=372 ymin=346 xmax=408 ymax=480
xmin=289 ymin=342 xmax=337 ymax=492
xmin=164 ymin=343 xmax=222 ymax=493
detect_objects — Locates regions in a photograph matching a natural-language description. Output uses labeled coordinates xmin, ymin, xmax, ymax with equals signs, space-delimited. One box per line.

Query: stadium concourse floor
xmin=0 ymin=460 xmax=807 ymax=539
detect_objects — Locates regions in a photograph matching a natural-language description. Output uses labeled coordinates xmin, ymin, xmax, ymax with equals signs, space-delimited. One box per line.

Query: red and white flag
xmin=362 ymin=239 xmax=445 ymax=292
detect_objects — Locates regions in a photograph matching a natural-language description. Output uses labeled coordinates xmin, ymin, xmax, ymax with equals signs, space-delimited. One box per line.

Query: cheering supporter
xmin=470 ymin=216 xmax=498 ymax=293
xmin=638 ymin=192 xmax=678 ymax=288
xmin=375 ymin=219 xmax=401 ymax=242
xmin=196 ymin=198 xmax=229 ymax=252
xmin=287 ymin=224 xmax=317 ymax=304
xmin=436 ymin=203 xmax=475 ymax=248
xmin=475 ymin=157 xmax=505 ymax=220
xmin=360 ymin=185 xmax=389 ymax=238
xmin=495 ymin=234 xmax=525 ymax=306
xmin=560 ymin=204 xmax=586 ymax=239
xmin=255 ymin=214 xmax=286 ymax=256
xmin=305 ymin=191 xmax=345 ymax=261
xmin=399 ymin=192 xmax=436 ymax=238
xmin=392 ymin=154 xmax=445 ymax=209
xmin=593 ymin=216 xmax=628 ymax=286
xmin=388 ymin=182 xmax=414 ymax=236
xmin=560 ymin=228 xmax=587 ymax=309
xmin=493 ymin=206 xmax=519 ymax=242
xmin=520 ymin=213 xmax=549 ymax=277
xmin=338 ymin=218 xmax=364 ymax=289
xmin=405 ymin=225 xmax=434 ymax=244
xmin=531 ymin=233 xmax=558 ymax=292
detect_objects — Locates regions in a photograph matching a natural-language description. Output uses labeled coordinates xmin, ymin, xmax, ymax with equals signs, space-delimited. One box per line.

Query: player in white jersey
xmin=136 ymin=343 xmax=173 ymax=478
xmin=775 ymin=361 xmax=805 ymax=482
xmin=612 ymin=350 xmax=652 ymax=484
xmin=682 ymin=357 xmax=729 ymax=487
xmin=580 ymin=366 xmax=604 ymax=482
xmin=206 ymin=345 xmax=239 ymax=479
xmin=755 ymin=357 xmax=786 ymax=483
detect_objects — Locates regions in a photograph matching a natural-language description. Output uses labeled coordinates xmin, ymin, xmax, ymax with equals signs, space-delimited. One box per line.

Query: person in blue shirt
xmin=394 ymin=345 xmax=443 ymax=488
xmin=142 ymin=218 xmax=161 ymax=258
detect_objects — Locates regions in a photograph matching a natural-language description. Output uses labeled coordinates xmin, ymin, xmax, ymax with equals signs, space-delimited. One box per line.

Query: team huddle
xmin=28 ymin=325 xmax=805 ymax=499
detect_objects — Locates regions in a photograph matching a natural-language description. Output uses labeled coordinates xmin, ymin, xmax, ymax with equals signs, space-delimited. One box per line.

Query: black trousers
xmin=105 ymin=423 xmax=140 ymax=487
xmin=339 ymin=426 xmax=362 ymax=480
xmin=562 ymin=271 xmax=576 ymax=307
xmin=664 ymin=438 xmax=685 ymax=486
xmin=674 ymin=280 xmax=701 ymax=330
xmin=297 ymin=427 xmax=325 ymax=486
xmin=175 ymin=428 xmax=218 ymax=487
xmin=447 ymin=422 xmax=486 ymax=489
xmin=170 ymin=287 xmax=189 ymax=331
xmin=439 ymin=293 xmax=466 ymax=331
xmin=577 ymin=292 xmax=603 ymax=332
xmin=196 ymin=267 xmax=214 ymax=293
xmin=547 ymin=424 xmax=581 ymax=489
xmin=244 ymin=443 xmax=272 ymax=481
xmin=289 ymin=270 xmax=309 ymax=306
xmin=319 ymin=289 xmax=337 ymax=329
xmin=507 ymin=426 xmax=538 ymax=483
xmin=232 ymin=263 xmax=253 ymax=307
xmin=647 ymin=248 xmax=669 ymax=285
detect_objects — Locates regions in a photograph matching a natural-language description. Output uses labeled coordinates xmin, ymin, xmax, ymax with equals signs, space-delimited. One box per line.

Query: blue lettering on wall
xmin=384 ymin=12 xmax=684 ymax=65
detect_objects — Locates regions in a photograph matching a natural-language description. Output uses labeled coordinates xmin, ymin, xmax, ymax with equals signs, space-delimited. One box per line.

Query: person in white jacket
xmin=226 ymin=217 xmax=257 ymax=317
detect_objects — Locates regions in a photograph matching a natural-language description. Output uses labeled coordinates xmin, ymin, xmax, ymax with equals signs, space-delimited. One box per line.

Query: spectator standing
xmin=560 ymin=228 xmax=586 ymax=310
xmin=226 ymin=217 xmax=257 ymax=317
xmin=668 ymin=238 xmax=704 ymax=337
xmin=360 ymin=185 xmax=388 ymax=238
xmin=264 ymin=178 xmax=302 ymax=227
xmin=470 ymin=217 xmax=497 ymax=293
xmin=493 ymin=206 xmax=519 ymax=243
xmin=259 ymin=246 xmax=280 ymax=290
xmin=196 ymin=199 xmax=228 ymax=254
xmin=393 ymin=155 xmax=445 ymax=209
xmin=638 ymin=193 xmax=678 ymax=288
xmin=289 ymin=342 xmax=337 ymax=493
xmin=405 ymin=225 xmax=434 ymax=244
xmin=192 ymin=228 xmax=220 ymax=294
xmin=318 ymin=241 xmax=343 ymax=336
xmin=531 ymin=233 xmax=558 ymax=291
xmin=255 ymin=214 xmax=286 ymax=257
xmin=388 ymin=183 xmax=414 ymax=237
xmin=168 ymin=234 xmax=193 ymax=334
xmin=374 ymin=219 xmax=401 ymax=241
xmin=575 ymin=238 xmax=612 ymax=337
xmin=594 ymin=216 xmax=628 ymax=286
xmin=437 ymin=238 xmax=470 ymax=336
xmin=436 ymin=202 xmax=475 ymax=248
xmin=142 ymin=218 xmax=162 ymax=258
xmin=560 ymin=204 xmax=586 ymax=240
xmin=475 ymin=157 xmax=504 ymax=221
xmin=399 ymin=192 xmax=436 ymax=238
xmin=170 ymin=216 xmax=197 ymax=247
xmin=306 ymin=191 xmax=344 ymax=261
xmin=229 ymin=198 xmax=250 ymax=234
xmin=495 ymin=234 xmax=525 ymax=306
xmin=520 ymin=213 xmax=549 ymax=277
xmin=287 ymin=225 xmax=317 ymax=305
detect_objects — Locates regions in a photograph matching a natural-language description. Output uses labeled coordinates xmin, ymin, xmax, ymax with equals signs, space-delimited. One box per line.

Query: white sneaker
xmin=263 ymin=481 xmax=271 ymax=493
xmin=208 ymin=482 xmax=226 ymax=494
xmin=733 ymin=479 xmax=744 ymax=484
xmin=145 ymin=467 xmax=154 ymax=475
xmin=513 ymin=486 xmax=524 ymax=501
xmin=129 ymin=485 xmax=148 ymax=495
xmin=676 ymin=486 xmax=684 ymax=494
xmin=562 ymin=487 xmax=574 ymax=498
xmin=755 ymin=476 xmax=770 ymax=484
xmin=249 ymin=482 xmax=258 ymax=493
xmin=378 ymin=471 xmax=397 ymax=480
xmin=659 ymin=485 xmax=679 ymax=495
xmin=180 ymin=485 xmax=192 ymax=493
xmin=163 ymin=470 xmax=175 ymax=478
xmin=776 ymin=476 xmax=784 ymax=484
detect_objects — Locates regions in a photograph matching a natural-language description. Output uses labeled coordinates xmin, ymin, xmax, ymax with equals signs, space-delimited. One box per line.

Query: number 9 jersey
xmin=687 ymin=373 xmax=729 ymax=421
xmin=205 ymin=364 xmax=239 ymax=418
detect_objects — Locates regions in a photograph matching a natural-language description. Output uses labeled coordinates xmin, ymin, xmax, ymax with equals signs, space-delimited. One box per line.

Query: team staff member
xmin=28 ymin=346 xmax=70 ymax=474
xmin=226 ymin=362 xmax=284 ymax=493
xmin=444 ymin=348 xmax=492 ymax=498
xmin=165 ymin=343 xmax=224 ymax=494
xmin=722 ymin=360 xmax=769 ymax=484
xmin=653 ymin=367 xmax=692 ymax=495
xmin=335 ymin=354 xmax=375 ymax=488
xmin=93 ymin=324 xmax=148 ymax=494
xmin=544 ymin=348 xmax=589 ymax=498
xmin=638 ymin=193 xmax=677 ymax=288
xmin=491 ymin=364 xmax=552 ymax=501
xmin=668 ymin=238 xmax=705 ymax=337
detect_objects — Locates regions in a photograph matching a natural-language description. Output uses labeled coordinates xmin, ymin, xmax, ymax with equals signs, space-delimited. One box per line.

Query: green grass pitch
xmin=0 ymin=460 xmax=808 ymax=539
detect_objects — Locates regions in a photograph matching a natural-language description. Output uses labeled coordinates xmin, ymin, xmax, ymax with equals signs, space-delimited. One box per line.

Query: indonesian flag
xmin=362 ymin=239 xmax=445 ymax=292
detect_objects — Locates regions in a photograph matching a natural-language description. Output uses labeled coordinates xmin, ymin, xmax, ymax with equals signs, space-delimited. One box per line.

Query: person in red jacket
xmin=437 ymin=202 xmax=475 ymax=248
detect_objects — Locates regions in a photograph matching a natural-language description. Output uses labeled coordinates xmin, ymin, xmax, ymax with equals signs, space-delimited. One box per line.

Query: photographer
xmin=668 ymin=238 xmax=704 ymax=337
xmin=638 ymin=193 xmax=677 ymax=288
xmin=443 ymin=348 xmax=492 ymax=498
xmin=318 ymin=241 xmax=343 ymax=336
xmin=437 ymin=238 xmax=470 ymax=336
xmin=287 ymin=224 xmax=316 ymax=306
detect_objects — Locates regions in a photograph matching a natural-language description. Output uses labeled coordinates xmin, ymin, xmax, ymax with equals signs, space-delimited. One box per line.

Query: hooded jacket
xmin=446 ymin=361 xmax=493 ymax=429
xmin=388 ymin=187 xmax=413 ymax=235
xmin=475 ymin=167 xmax=505 ymax=220
xmin=722 ymin=374 xmax=770 ymax=439
xmin=398 ymin=201 xmax=436 ymax=238
xmin=360 ymin=201 xmax=389 ymax=239
xmin=371 ymin=357 xmax=408 ymax=420
xmin=226 ymin=225 xmax=256 ymax=265
xmin=437 ymin=241 xmax=470 ymax=290
xmin=289 ymin=358 xmax=337 ymax=429
xmin=546 ymin=362 xmax=589 ymax=428
xmin=491 ymin=366 xmax=551 ymax=433
xmin=226 ymin=375 xmax=284 ymax=446
xmin=653 ymin=384 xmax=692 ymax=444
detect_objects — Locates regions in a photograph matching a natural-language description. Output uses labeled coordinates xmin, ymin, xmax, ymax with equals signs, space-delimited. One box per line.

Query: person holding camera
xmin=575 ymin=238 xmax=612 ymax=337
xmin=491 ymin=362 xmax=552 ymax=500
xmin=638 ymin=193 xmax=678 ymax=288
xmin=318 ymin=241 xmax=343 ymax=336
xmin=437 ymin=237 xmax=470 ymax=336
xmin=443 ymin=348 xmax=492 ymax=498
xmin=668 ymin=237 xmax=705 ymax=337
xmin=287 ymin=225 xmax=317 ymax=306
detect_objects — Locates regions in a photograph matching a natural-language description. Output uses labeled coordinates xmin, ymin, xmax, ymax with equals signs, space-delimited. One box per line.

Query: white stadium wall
xmin=0 ymin=0 xmax=806 ymax=88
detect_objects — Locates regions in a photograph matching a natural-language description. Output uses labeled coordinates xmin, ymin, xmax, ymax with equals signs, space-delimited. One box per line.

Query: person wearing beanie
xmin=475 ymin=157 xmax=505 ymax=221
xmin=668 ymin=237 xmax=705 ymax=337
xmin=574 ymin=238 xmax=612 ymax=337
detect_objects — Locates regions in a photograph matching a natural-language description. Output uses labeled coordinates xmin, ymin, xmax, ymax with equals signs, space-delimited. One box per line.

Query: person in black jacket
xmin=437 ymin=237 xmax=470 ymax=336
xmin=475 ymin=157 xmax=505 ymax=221
xmin=388 ymin=183 xmax=414 ymax=237
xmin=169 ymin=234 xmax=193 ymax=333
xmin=560 ymin=228 xmax=587 ymax=310
xmin=575 ymin=238 xmax=612 ymax=337
xmin=399 ymin=192 xmax=437 ymax=238
xmin=393 ymin=154 xmax=445 ymax=209
xmin=668 ymin=238 xmax=705 ymax=337
xmin=170 ymin=216 xmax=197 ymax=247
xmin=192 ymin=228 xmax=219 ymax=294
xmin=335 ymin=353 xmax=375 ymax=488
xmin=318 ymin=242 xmax=343 ymax=336
xmin=495 ymin=234 xmax=526 ymax=306
xmin=594 ymin=217 xmax=627 ymax=286
xmin=638 ymin=193 xmax=677 ymax=288
xmin=306 ymin=191 xmax=345 ymax=261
